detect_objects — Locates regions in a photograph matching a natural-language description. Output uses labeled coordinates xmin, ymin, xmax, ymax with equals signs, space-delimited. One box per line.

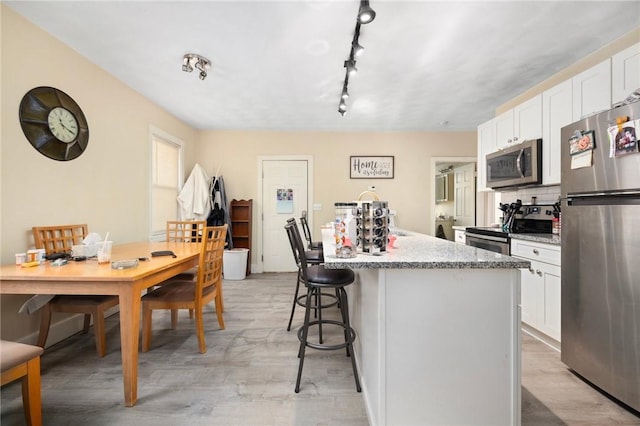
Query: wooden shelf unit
xmin=230 ymin=199 xmax=252 ymax=275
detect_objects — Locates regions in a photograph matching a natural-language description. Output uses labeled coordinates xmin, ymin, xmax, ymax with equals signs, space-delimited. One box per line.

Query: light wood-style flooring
xmin=2 ymin=272 xmax=639 ymax=425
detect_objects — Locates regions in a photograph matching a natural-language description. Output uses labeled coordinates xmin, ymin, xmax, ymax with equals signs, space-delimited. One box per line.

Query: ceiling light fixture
xmin=338 ymin=2 xmax=376 ymax=117
xmin=182 ymin=53 xmax=211 ymax=81
xmin=357 ymin=0 xmax=376 ymax=24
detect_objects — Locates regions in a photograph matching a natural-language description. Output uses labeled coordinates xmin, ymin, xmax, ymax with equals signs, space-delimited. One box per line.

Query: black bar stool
xmin=285 ymin=218 xmax=337 ymax=332
xmin=300 ymin=212 xmax=323 ymax=250
xmin=284 ymin=221 xmax=361 ymax=393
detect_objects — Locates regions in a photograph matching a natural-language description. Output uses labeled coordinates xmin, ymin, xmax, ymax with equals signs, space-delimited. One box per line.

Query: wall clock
xmin=19 ymin=86 xmax=89 ymax=161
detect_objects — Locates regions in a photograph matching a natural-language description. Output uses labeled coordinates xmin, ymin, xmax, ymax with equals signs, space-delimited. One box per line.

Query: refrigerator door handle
xmin=567 ymin=190 xmax=640 ymax=206
xmin=516 ymin=148 xmax=525 ymax=178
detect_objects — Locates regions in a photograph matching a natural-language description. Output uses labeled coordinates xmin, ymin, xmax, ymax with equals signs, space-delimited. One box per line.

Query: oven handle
xmin=464 ymin=232 xmax=509 ymax=244
xmin=516 ymin=148 xmax=525 ymax=178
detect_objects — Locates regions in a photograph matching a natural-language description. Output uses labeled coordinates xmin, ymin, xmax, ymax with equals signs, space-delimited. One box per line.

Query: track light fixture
xmin=337 ymin=2 xmax=376 ymax=116
xmin=357 ymin=0 xmax=376 ymax=24
xmin=182 ymin=53 xmax=211 ymax=81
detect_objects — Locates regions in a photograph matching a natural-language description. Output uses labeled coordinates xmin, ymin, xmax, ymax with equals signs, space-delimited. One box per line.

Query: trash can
xmin=223 ymin=248 xmax=249 ymax=280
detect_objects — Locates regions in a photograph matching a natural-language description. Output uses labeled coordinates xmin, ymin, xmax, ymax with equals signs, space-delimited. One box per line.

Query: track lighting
xmin=337 ymin=2 xmax=376 ymax=116
xmin=181 ymin=53 xmax=211 ymax=81
xmin=357 ymin=0 xmax=376 ymax=24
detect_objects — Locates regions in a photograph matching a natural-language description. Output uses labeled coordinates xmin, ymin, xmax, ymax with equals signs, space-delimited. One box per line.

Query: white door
xmin=262 ymin=160 xmax=309 ymax=272
xmin=453 ymin=163 xmax=476 ymax=227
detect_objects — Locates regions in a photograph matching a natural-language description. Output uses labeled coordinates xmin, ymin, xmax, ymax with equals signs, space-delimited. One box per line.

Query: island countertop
xmin=322 ymin=228 xmax=530 ymax=269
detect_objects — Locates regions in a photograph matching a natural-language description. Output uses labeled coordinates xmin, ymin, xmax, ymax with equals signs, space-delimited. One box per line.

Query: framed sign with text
xmin=350 ymin=156 xmax=394 ymax=179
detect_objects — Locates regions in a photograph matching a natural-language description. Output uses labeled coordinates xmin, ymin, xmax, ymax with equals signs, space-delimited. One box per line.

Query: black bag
xmin=207 ymin=202 xmax=225 ymax=226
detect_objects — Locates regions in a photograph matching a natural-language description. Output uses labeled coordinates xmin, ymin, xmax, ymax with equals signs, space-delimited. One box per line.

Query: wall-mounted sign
xmin=350 ymin=156 xmax=394 ymax=179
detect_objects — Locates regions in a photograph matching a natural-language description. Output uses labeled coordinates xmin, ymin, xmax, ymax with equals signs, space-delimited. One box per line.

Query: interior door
xmin=453 ymin=163 xmax=476 ymax=227
xmin=262 ymin=160 xmax=309 ymax=272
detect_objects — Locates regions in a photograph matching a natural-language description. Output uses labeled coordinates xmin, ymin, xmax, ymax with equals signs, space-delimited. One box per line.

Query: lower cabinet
xmin=511 ymin=239 xmax=561 ymax=342
xmin=454 ymin=229 xmax=466 ymax=244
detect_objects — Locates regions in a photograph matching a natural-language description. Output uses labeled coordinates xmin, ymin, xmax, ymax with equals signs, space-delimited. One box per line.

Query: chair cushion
xmin=306 ymin=265 xmax=354 ymax=287
xmin=0 ymin=340 xmax=43 ymax=372
xmin=305 ymin=249 xmax=324 ymax=263
xmin=142 ymin=280 xmax=215 ymax=303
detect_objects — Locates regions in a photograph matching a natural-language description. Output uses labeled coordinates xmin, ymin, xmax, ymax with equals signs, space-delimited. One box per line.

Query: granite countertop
xmin=509 ymin=233 xmax=561 ymax=246
xmin=322 ymin=229 xmax=530 ymax=270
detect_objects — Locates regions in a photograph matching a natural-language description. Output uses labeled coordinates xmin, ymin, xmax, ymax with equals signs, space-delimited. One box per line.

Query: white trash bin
xmin=223 ymin=248 xmax=249 ymax=280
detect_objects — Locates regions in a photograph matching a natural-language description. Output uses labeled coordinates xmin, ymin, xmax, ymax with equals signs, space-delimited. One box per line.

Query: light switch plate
xmin=313 ymin=203 xmax=322 ymax=211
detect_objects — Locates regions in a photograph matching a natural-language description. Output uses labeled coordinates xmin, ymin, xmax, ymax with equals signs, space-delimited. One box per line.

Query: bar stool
xmin=284 ymin=222 xmax=361 ymax=393
xmin=300 ymin=212 xmax=323 ymax=250
xmin=285 ymin=218 xmax=337 ymax=332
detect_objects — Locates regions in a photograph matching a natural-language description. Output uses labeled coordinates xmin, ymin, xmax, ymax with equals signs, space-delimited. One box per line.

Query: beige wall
xmin=196 ymin=130 xmax=477 ymax=265
xmin=1 ymin=7 xmax=197 ymax=341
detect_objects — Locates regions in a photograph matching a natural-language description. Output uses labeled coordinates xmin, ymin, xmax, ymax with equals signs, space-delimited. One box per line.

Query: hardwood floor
xmin=2 ymin=272 xmax=639 ymax=425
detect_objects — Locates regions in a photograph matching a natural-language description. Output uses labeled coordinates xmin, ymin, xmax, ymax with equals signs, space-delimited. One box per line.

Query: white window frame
xmin=149 ymin=125 xmax=184 ymax=241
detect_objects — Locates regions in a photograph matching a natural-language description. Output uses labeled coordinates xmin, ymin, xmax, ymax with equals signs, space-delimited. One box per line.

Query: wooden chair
xmin=162 ymin=220 xmax=206 ymax=327
xmin=142 ymin=225 xmax=227 ymax=354
xmin=32 ymin=224 xmax=119 ymax=357
xmin=1 ymin=340 xmax=44 ymax=426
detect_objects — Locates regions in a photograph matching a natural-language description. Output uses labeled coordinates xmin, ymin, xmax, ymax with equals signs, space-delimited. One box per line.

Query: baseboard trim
xmin=522 ymin=324 xmax=560 ymax=352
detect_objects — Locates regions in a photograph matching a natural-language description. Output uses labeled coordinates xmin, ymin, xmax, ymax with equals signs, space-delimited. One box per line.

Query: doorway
xmin=258 ymin=156 xmax=313 ymax=273
xmin=431 ymin=157 xmax=478 ymax=238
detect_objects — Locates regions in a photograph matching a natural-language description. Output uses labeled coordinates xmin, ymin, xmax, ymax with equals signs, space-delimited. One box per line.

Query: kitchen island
xmin=322 ymin=229 xmax=529 ymax=426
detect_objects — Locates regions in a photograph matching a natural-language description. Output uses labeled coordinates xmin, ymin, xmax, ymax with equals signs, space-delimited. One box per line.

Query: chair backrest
xmin=166 ymin=220 xmax=206 ymax=243
xmin=197 ymin=225 xmax=228 ymax=297
xmin=284 ymin=221 xmax=310 ymax=282
xmin=32 ymin=224 xmax=88 ymax=255
xmin=299 ymin=213 xmax=313 ymax=248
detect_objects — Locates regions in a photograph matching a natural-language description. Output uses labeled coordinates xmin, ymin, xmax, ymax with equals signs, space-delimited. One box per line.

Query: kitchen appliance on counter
xmin=486 ymin=139 xmax=542 ymax=189
xmin=560 ymin=100 xmax=640 ymax=413
xmin=465 ymin=202 xmax=556 ymax=255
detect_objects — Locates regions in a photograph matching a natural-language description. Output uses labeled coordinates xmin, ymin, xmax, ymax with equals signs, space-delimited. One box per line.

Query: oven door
xmin=465 ymin=233 xmax=510 ymax=255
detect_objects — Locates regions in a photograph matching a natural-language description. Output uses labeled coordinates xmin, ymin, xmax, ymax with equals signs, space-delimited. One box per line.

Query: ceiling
xmin=6 ymin=1 xmax=640 ymax=132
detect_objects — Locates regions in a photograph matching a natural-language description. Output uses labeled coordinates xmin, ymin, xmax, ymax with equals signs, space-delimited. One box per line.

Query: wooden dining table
xmin=0 ymin=241 xmax=201 ymax=407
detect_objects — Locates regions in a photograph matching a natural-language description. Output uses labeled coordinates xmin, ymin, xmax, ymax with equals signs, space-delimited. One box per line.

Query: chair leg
xmin=214 ymin=293 xmax=225 ymax=330
xmin=82 ymin=314 xmax=91 ymax=334
xmin=295 ymin=286 xmax=313 ymax=393
xmin=22 ymin=356 xmax=42 ymax=426
xmin=141 ymin=304 xmax=152 ymax=352
xmin=287 ymin=271 xmax=302 ymax=331
xmin=339 ymin=287 xmax=361 ymax=392
xmin=317 ymin=287 xmax=324 ymax=345
xmin=195 ymin=304 xmax=206 ymax=354
xmin=171 ymin=309 xmax=178 ymax=330
xmin=92 ymin=311 xmax=107 ymax=357
xmin=36 ymin=305 xmax=52 ymax=349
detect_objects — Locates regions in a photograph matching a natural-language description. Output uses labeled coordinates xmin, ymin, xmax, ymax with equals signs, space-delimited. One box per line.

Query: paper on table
xmin=571 ymin=150 xmax=592 ymax=169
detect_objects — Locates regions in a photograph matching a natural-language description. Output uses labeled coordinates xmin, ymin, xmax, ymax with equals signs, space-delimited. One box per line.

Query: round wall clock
xmin=19 ymin=86 xmax=89 ymax=161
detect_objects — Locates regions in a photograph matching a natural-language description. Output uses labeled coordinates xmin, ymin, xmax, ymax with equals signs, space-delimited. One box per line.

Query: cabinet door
xmin=494 ymin=109 xmax=514 ymax=149
xmin=513 ymin=94 xmax=542 ymax=142
xmin=572 ymin=59 xmax=611 ymax=121
xmin=612 ymin=42 xmax=640 ymax=105
xmin=538 ymin=261 xmax=561 ymax=342
xmin=519 ymin=264 xmax=539 ymax=327
xmin=542 ymin=80 xmax=573 ymax=185
xmin=477 ymin=119 xmax=494 ymax=192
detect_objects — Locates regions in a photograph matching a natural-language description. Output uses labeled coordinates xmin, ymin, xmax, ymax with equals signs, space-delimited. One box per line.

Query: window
xmin=150 ymin=126 xmax=183 ymax=240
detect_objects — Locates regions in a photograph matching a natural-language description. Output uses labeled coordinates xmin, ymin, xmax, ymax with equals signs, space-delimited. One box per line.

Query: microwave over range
xmin=486 ymin=139 xmax=542 ymax=189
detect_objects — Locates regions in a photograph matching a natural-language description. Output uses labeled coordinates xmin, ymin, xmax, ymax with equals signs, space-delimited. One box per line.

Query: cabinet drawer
xmin=511 ymin=240 xmax=560 ymax=265
xmin=454 ymin=230 xmax=466 ymax=244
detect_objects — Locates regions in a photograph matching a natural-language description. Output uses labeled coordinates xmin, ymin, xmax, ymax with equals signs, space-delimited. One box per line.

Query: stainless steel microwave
xmin=486 ymin=139 xmax=542 ymax=189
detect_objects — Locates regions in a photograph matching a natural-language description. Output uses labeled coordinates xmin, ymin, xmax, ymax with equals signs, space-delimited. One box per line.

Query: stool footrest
xmin=297 ymin=319 xmax=356 ymax=351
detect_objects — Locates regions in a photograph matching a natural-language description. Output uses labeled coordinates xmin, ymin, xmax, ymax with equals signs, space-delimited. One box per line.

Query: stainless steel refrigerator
xmin=561 ymin=100 xmax=640 ymax=412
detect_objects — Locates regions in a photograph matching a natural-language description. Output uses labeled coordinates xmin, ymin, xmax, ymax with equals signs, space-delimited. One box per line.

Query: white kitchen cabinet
xmin=454 ymin=229 xmax=466 ymax=244
xmin=476 ymin=118 xmax=494 ymax=192
xmin=542 ymin=79 xmax=573 ymax=185
xmin=572 ymin=59 xmax=611 ymax=121
xmin=612 ymin=42 xmax=640 ymax=105
xmin=494 ymin=95 xmax=543 ymax=149
xmin=511 ymin=239 xmax=561 ymax=342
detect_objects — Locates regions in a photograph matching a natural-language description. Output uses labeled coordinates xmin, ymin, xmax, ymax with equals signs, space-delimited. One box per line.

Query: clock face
xmin=48 ymin=107 xmax=79 ymax=143
xmin=19 ymin=87 xmax=89 ymax=161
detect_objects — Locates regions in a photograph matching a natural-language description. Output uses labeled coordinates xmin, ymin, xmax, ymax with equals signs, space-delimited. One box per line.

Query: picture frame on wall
xmin=350 ymin=156 xmax=394 ymax=179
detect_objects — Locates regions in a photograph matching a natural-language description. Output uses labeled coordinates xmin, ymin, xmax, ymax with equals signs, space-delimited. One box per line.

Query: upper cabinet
xmin=494 ymin=95 xmax=542 ymax=149
xmin=542 ymin=80 xmax=573 ymax=186
xmin=572 ymin=59 xmax=611 ymax=121
xmin=612 ymin=42 xmax=640 ymax=105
